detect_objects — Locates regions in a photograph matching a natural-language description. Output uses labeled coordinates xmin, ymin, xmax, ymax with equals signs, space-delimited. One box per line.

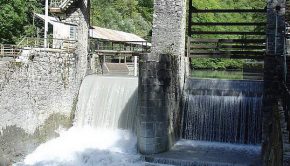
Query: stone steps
xmin=104 ymin=63 xmax=129 ymax=73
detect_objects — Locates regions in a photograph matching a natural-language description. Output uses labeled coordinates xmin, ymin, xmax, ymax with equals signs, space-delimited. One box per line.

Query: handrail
xmin=0 ymin=38 xmax=78 ymax=59
xmin=17 ymin=37 xmax=27 ymax=47
xmin=0 ymin=44 xmax=22 ymax=58
xmin=17 ymin=37 xmax=77 ymax=53
xmin=50 ymin=0 xmax=74 ymax=9
xmin=50 ymin=0 xmax=64 ymax=8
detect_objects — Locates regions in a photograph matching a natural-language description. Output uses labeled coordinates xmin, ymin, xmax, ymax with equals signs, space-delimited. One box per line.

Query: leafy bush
xmin=191 ymin=58 xmax=244 ymax=70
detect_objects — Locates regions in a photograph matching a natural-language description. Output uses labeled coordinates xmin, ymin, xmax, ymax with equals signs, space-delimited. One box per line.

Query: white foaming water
xmin=16 ymin=126 xmax=144 ymax=166
xmin=15 ymin=75 xmax=145 ymax=166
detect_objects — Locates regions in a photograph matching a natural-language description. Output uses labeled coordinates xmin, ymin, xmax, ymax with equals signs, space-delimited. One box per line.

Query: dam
xmin=1 ymin=0 xmax=290 ymax=165
xmin=15 ymin=76 xmax=263 ymax=166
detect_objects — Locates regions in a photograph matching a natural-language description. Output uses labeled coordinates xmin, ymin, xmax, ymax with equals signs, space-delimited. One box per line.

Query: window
xmin=70 ymin=26 xmax=77 ymax=40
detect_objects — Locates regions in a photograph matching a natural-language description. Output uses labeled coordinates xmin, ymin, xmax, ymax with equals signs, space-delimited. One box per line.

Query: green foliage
xmin=0 ymin=0 xmax=42 ymax=44
xmin=191 ymin=0 xmax=266 ymax=39
xmin=191 ymin=70 xmax=244 ymax=80
xmin=191 ymin=58 xmax=244 ymax=70
xmin=91 ymin=0 xmax=153 ymax=39
xmin=190 ymin=0 xmax=266 ymax=70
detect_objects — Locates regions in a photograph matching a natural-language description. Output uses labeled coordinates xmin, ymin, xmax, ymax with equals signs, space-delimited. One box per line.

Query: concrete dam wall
xmin=0 ymin=50 xmax=84 ymax=163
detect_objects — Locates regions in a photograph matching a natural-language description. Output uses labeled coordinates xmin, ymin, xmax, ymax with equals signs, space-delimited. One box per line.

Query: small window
xmin=70 ymin=26 xmax=77 ymax=40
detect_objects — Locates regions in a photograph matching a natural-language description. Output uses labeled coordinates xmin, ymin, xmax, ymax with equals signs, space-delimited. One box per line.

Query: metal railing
xmin=50 ymin=0 xmax=62 ymax=7
xmin=50 ymin=0 xmax=74 ymax=9
xmin=0 ymin=37 xmax=77 ymax=59
xmin=17 ymin=37 xmax=77 ymax=53
xmin=0 ymin=44 xmax=21 ymax=58
xmin=90 ymin=39 xmax=151 ymax=54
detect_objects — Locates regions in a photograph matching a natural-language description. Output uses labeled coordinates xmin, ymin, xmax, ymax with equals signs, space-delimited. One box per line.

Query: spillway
xmin=182 ymin=79 xmax=263 ymax=144
xmin=147 ymin=78 xmax=263 ymax=166
xmin=75 ymin=75 xmax=138 ymax=131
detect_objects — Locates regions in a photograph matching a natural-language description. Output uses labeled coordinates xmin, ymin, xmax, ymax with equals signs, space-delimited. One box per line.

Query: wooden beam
xmin=191 ymin=9 xmax=266 ymax=13
xmin=191 ymin=22 xmax=266 ymax=26
xmin=190 ymin=38 xmax=266 ymax=43
xmin=49 ymin=7 xmax=62 ymax=13
xmin=190 ymin=50 xmax=265 ymax=55
xmin=95 ymin=50 xmax=145 ymax=56
xmin=191 ymin=31 xmax=265 ymax=35
xmin=189 ymin=54 xmax=264 ymax=60
xmin=190 ymin=45 xmax=266 ymax=50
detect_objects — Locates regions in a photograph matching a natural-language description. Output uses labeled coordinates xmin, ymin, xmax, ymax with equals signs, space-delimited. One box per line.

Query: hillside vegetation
xmin=0 ymin=0 xmax=266 ymax=71
xmin=0 ymin=0 xmax=42 ymax=44
xmin=91 ymin=0 xmax=153 ymax=39
xmin=190 ymin=0 xmax=266 ymax=70
xmin=0 ymin=0 xmax=153 ymax=44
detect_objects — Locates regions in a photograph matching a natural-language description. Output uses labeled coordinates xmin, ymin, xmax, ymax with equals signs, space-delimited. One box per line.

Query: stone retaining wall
xmin=0 ymin=0 xmax=89 ymax=164
xmin=0 ymin=50 xmax=80 ymax=163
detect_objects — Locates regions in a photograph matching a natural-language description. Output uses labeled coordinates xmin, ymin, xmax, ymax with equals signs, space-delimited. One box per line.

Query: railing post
xmin=44 ymin=0 xmax=49 ymax=48
xmin=134 ymin=55 xmax=138 ymax=76
xmin=103 ymin=55 xmax=106 ymax=63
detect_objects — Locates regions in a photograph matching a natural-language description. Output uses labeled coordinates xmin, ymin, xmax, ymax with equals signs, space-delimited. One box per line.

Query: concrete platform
xmin=144 ymin=140 xmax=261 ymax=166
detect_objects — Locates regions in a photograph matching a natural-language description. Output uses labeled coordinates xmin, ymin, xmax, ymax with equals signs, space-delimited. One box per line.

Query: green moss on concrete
xmin=0 ymin=113 xmax=73 ymax=164
xmin=35 ymin=113 xmax=73 ymax=143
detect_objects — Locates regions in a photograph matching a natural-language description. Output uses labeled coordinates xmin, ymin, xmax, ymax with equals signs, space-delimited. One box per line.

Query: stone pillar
xmin=76 ymin=0 xmax=90 ymax=79
xmin=262 ymin=0 xmax=285 ymax=165
xmin=137 ymin=0 xmax=187 ymax=154
xmin=63 ymin=0 xmax=90 ymax=79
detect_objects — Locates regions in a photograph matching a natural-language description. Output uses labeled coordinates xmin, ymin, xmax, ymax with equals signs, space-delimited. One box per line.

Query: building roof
xmin=34 ymin=13 xmax=77 ymax=26
xmin=34 ymin=13 xmax=151 ymax=46
xmin=34 ymin=13 xmax=58 ymax=24
xmin=90 ymin=26 xmax=151 ymax=46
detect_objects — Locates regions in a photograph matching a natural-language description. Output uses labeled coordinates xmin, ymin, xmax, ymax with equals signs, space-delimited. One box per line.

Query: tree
xmin=0 ymin=0 xmax=42 ymax=44
xmin=90 ymin=0 xmax=153 ymax=39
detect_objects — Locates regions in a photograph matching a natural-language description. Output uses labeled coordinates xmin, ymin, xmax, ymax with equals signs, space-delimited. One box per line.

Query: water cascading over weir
xmin=75 ymin=75 xmax=138 ymax=130
xmin=182 ymin=79 xmax=263 ymax=145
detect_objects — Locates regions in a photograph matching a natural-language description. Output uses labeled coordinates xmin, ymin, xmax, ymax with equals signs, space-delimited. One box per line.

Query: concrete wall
xmin=137 ymin=0 xmax=187 ymax=154
xmin=262 ymin=0 xmax=286 ymax=165
xmin=0 ymin=0 xmax=89 ymax=164
xmin=0 ymin=50 xmax=79 ymax=163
